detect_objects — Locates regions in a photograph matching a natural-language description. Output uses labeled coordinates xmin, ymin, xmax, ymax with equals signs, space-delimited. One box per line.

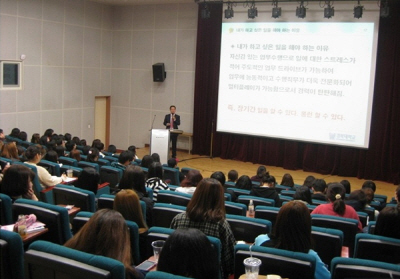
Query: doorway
xmin=94 ymin=96 xmax=110 ymax=148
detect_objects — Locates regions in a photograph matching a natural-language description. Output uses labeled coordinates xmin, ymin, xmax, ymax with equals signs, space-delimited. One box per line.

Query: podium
xmin=150 ymin=129 xmax=183 ymax=164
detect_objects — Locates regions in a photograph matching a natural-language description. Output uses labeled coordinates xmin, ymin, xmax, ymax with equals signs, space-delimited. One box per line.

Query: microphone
xmin=150 ymin=115 xmax=156 ymax=130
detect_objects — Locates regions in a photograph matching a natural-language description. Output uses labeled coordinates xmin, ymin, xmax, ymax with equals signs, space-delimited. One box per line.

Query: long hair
xmin=87 ymin=148 xmax=99 ymax=162
xmin=235 ymin=175 xmax=252 ymax=190
xmin=0 ymin=164 xmax=35 ymax=197
xmin=256 ymin=166 xmax=267 ymax=178
xmin=147 ymin=162 xmax=163 ymax=180
xmin=64 ymin=209 xmax=136 ymax=276
xmin=1 ymin=142 xmax=19 ymax=160
xmin=293 ymin=186 xmax=312 ymax=204
xmin=119 ymin=165 xmax=146 ymax=195
xmin=75 ymin=167 xmax=100 ymax=194
xmin=157 ymin=228 xmax=219 ymax=279
xmin=114 ymin=189 xmax=147 ymax=229
xmin=271 ymin=201 xmax=312 ymax=253
xmin=280 ymin=173 xmax=294 ymax=188
xmin=186 ymin=178 xmax=225 ymax=222
xmin=180 ymin=170 xmax=203 ymax=188
xmin=326 ymin=182 xmax=346 ymax=215
xmin=374 ymin=206 xmax=400 ymax=239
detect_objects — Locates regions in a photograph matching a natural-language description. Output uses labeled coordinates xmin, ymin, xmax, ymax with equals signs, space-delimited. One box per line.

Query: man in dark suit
xmin=163 ymin=105 xmax=180 ymax=158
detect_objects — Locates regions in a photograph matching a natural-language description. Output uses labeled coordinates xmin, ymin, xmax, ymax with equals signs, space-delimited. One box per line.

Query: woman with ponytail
xmin=311 ymin=182 xmax=362 ymax=231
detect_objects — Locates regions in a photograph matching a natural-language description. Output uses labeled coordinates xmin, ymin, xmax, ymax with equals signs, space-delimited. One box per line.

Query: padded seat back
xmin=0 ymin=230 xmax=24 ymax=279
xmin=226 ymin=214 xmax=271 ymax=243
xmin=237 ymin=195 xmax=275 ymax=207
xmin=58 ymin=156 xmax=78 ymax=167
xmin=234 ymin=244 xmax=316 ymax=279
xmin=163 ymin=167 xmax=180 ymax=185
xmin=0 ymin=193 xmax=13 ymax=225
xmin=25 ymin=240 xmax=125 ymax=279
xmin=225 ymin=201 xmax=247 ymax=216
xmin=152 ymin=203 xmax=186 ymax=228
xmin=354 ymin=233 xmax=400 ymax=264
xmin=38 ymin=160 xmax=61 ymax=176
xmin=311 ymin=226 xmax=343 ymax=268
xmin=254 ymin=205 xmax=280 ymax=226
xmin=53 ymin=185 xmax=96 ymax=212
xmin=156 ymin=190 xmax=192 ymax=207
xmin=99 ymin=166 xmax=123 ymax=190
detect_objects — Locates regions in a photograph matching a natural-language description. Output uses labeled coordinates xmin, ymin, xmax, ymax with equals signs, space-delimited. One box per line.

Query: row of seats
xmin=2 ymin=227 xmax=400 ymax=279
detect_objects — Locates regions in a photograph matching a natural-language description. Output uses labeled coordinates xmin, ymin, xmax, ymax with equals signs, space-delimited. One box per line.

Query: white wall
xmin=0 ymin=0 xmax=198 ymax=150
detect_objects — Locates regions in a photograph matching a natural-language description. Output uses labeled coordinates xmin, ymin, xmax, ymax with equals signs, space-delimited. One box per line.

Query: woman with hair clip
xmin=64 ymin=209 xmax=145 ymax=279
xmin=171 ymin=178 xmax=235 ymax=279
xmin=24 ymin=145 xmax=66 ymax=188
xmin=157 ymin=228 xmax=220 ymax=279
xmin=255 ymin=201 xmax=330 ymax=279
xmin=311 ymin=182 xmax=362 ymax=231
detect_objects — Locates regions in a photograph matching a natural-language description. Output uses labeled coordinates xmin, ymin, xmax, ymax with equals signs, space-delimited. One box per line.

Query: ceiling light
xmin=296 ymin=1 xmax=306 ymax=18
xmin=324 ymin=1 xmax=334 ymax=19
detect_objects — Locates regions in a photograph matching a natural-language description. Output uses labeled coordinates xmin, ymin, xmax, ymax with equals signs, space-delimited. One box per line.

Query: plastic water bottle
xmin=248 ymin=199 xmax=254 ymax=216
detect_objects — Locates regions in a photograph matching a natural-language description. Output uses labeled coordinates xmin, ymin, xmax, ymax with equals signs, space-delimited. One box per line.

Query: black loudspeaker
xmin=152 ymin=63 xmax=166 ymax=82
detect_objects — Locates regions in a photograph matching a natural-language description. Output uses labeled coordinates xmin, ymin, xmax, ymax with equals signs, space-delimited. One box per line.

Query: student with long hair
xmin=157 ymin=228 xmax=220 ymax=279
xmin=25 ymin=145 xmax=66 ymax=188
xmin=175 ymin=169 xmax=203 ymax=195
xmin=374 ymin=205 xmax=400 ymax=239
xmin=311 ymin=182 xmax=362 ymax=231
xmin=114 ymin=189 xmax=148 ymax=231
xmin=293 ymin=185 xmax=312 ymax=205
xmin=145 ymin=162 xmax=169 ymax=201
xmin=64 ymin=209 xmax=144 ymax=279
xmin=171 ymin=178 xmax=235 ymax=278
xmin=74 ymin=167 xmax=100 ymax=194
xmin=251 ymin=166 xmax=268 ymax=183
xmin=1 ymin=141 xmax=20 ymax=161
xmin=280 ymin=173 xmax=295 ymax=189
xmin=235 ymin=175 xmax=253 ymax=191
xmin=119 ymin=165 xmax=153 ymax=227
xmin=255 ymin=201 xmax=330 ymax=279
xmin=0 ymin=164 xmax=38 ymax=202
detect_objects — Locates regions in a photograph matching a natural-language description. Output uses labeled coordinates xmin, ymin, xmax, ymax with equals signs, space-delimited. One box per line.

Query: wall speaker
xmin=152 ymin=63 xmax=166 ymax=82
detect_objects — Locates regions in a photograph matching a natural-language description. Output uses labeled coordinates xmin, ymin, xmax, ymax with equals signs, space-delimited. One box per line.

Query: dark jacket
xmin=250 ymin=186 xmax=281 ymax=207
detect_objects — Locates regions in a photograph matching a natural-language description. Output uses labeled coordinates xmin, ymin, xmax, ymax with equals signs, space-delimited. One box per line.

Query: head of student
xmin=118 ymin=150 xmax=134 ymax=165
xmin=64 ymin=209 xmax=136 ymax=277
xmin=256 ymin=166 xmax=267 ymax=178
xmin=374 ymin=206 xmax=400 ymax=239
xmin=210 ymin=171 xmax=226 ymax=186
xmin=157 ymin=228 xmax=219 ymax=279
xmin=326 ymin=182 xmax=346 ymax=215
xmin=235 ymin=175 xmax=252 ymax=190
xmin=87 ymin=147 xmax=99 ymax=162
xmin=186 ymin=178 xmax=225 ymax=222
xmin=1 ymin=141 xmax=19 ymax=159
xmin=293 ymin=186 xmax=312 ymax=204
xmin=272 ymin=201 xmax=312 ymax=253
xmin=25 ymin=145 xmax=45 ymax=162
xmin=119 ymin=165 xmax=146 ymax=195
xmin=280 ymin=173 xmax=294 ymax=188
xmin=141 ymin=155 xmax=153 ymax=169
xmin=228 ymin=169 xmax=238 ymax=182
xmin=0 ymin=164 xmax=35 ymax=198
xmin=114 ymin=189 xmax=147 ymax=229
xmin=180 ymin=169 xmax=203 ymax=188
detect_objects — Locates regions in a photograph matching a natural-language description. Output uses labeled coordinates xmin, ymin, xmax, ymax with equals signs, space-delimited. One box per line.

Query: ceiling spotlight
xmin=201 ymin=4 xmax=210 ymax=19
xmin=380 ymin=0 xmax=390 ymax=18
xmin=296 ymin=1 xmax=306 ymax=19
xmin=248 ymin=3 xmax=258 ymax=19
xmin=272 ymin=1 xmax=281 ymax=19
xmin=324 ymin=1 xmax=334 ymax=19
xmin=225 ymin=3 xmax=234 ymax=19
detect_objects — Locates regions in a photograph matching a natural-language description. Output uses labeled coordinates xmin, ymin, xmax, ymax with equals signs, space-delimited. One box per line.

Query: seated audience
xmin=363 ymin=187 xmax=379 ymax=220
xmin=151 ymin=153 xmax=160 ymax=163
xmin=255 ymin=201 xmax=330 ymax=279
xmin=25 ymin=145 xmax=66 ymax=188
xmin=145 ymin=162 xmax=169 ymax=201
xmin=128 ymin=145 xmax=139 ymax=160
xmin=31 ymin=133 xmax=40 ymax=144
xmin=210 ymin=171 xmax=237 ymax=202
xmin=175 ymin=169 xmax=203 ymax=195
xmin=74 ymin=167 xmax=100 ymax=194
xmin=0 ymin=128 xmax=5 ymax=141
xmin=311 ymin=179 xmax=327 ymax=201
xmin=293 ymin=185 xmax=312 ymax=205
xmin=250 ymin=175 xmax=280 ymax=206
xmin=374 ymin=205 xmax=400 ymax=239
xmin=9 ymin=127 xmax=20 ymax=138
xmin=227 ymin=169 xmax=238 ymax=183
xmin=362 ymin=180 xmax=376 ymax=192
xmin=340 ymin=179 xmax=351 ymax=194
xmin=45 ymin=150 xmax=59 ymax=163
xmin=303 ymin=175 xmax=315 ymax=189
xmin=69 ymin=149 xmax=81 ymax=162
xmin=157 ymin=228 xmax=220 ymax=279
xmin=0 ymin=164 xmax=38 ymax=202
xmin=107 ymin=144 xmax=117 ymax=154
xmin=39 ymin=128 xmax=54 ymax=146
xmin=280 ymin=173 xmax=295 ymax=189
xmin=91 ymin=139 xmax=105 ymax=158
xmin=72 ymin=136 xmax=81 ymax=146
xmin=311 ymin=182 xmax=362 ymax=231
xmin=167 ymin=158 xmax=184 ymax=182
xmin=1 ymin=141 xmax=20 ymax=161
xmin=114 ymin=189 xmax=148 ymax=231
xmin=171 ymin=178 xmax=235 ymax=278
xmin=87 ymin=147 xmax=99 ymax=163
xmin=235 ymin=175 xmax=253 ymax=191
xmin=111 ymin=150 xmax=134 ymax=171
xmin=119 ymin=165 xmax=153 ymax=227
xmin=18 ymin=131 xmax=28 ymax=141
xmin=345 ymin=189 xmax=367 ymax=212
xmin=65 ymin=140 xmax=76 ymax=153
xmin=64 ymin=209 xmax=145 ymax=279
xmin=140 ymin=155 xmax=153 ymax=169
xmin=80 ymin=139 xmax=87 ymax=146
xmin=251 ymin=165 xmax=267 ymax=183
